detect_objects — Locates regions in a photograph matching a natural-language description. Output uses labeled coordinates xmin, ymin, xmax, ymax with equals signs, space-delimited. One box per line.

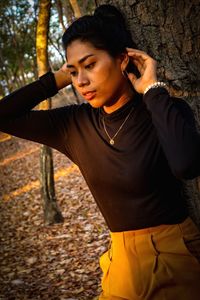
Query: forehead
xmin=66 ymin=39 xmax=103 ymax=64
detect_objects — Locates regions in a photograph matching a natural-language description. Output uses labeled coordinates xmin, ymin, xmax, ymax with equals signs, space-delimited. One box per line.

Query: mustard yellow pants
xmin=99 ymin=217 xmax=200 ymax=300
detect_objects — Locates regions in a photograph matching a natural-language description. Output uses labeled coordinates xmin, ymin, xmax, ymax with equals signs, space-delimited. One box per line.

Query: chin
xmin=87 ymin=99 xmax=104 ymax=108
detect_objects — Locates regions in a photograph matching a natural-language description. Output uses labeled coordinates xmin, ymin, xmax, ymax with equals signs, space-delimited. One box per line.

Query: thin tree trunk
xmin=62 ymin=0 xmax=73 ymax=25
xmin=49 ymin=36 xmax=65 ymax=62
xmin=69 ymin=0 xmax=82 ymax=19
xmin=36 ymin=0 xmax=64 ymax=225
xmin=56 ymin=0 xmax=66 ymax=32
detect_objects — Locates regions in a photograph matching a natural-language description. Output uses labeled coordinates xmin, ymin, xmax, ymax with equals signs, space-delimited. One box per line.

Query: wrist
xmin=54 ymin=69 xmax=71 ymax=90
xmin=143 ymin=81 xmax=167 ymax=95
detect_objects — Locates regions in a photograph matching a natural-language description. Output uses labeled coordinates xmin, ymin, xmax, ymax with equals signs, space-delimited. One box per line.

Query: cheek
xmin=93 ymin=62 xmax=122 ymax=88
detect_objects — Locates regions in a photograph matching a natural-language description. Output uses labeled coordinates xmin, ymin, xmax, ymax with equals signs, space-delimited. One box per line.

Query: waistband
xmin=110 ymin=217 xmax=197 ymax=240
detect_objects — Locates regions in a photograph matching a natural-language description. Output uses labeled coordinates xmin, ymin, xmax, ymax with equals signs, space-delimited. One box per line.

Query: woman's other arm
xmin=126 ymin=48 xmax=200 ymax=180
xmin=143 ymin=89 xmax=200 ymax=180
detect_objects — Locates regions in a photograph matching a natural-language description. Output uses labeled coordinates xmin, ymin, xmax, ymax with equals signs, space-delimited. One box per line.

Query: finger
xmin=127 ymin=52 xmax=149 ymax=65
xmin=127 ymin=72 xmax=137 ymax=84
xmin=130 ymin=56 xmax=146 ymax=67
xmin=126 ymin=50 xmax=151 ymax=68
xmin=127 ymin=49 xmax=157 ymax=68
xmin=127 ymin=50 xmax=148 ymax=64
xmin=126 ymin=48 xmax=150 ymax=58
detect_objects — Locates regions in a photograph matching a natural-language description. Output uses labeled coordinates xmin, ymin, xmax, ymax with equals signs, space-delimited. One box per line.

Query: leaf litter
xmin=0 ymin=136 xmax=110 ymax=300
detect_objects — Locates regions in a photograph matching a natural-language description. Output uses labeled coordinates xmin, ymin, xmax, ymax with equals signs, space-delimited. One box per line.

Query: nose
xmin=77 ymin=71 xmax=89 ymax=87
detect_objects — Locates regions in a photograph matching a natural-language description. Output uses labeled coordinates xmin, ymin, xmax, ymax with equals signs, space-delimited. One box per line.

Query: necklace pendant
xmin=102 ymin=106 xmax=134 ymax=147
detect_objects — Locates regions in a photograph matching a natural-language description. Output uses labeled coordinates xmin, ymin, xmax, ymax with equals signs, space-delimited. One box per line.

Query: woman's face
xmin=66 ymin=39 xmax=131 ymax=112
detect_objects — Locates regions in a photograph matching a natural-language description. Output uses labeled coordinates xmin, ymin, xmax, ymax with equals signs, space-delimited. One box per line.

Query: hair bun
xmin=94 ymin=4 xmax=126 ymax=28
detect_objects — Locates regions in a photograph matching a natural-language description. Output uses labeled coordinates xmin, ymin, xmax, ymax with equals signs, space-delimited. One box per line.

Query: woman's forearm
xmin=54 ymin=68 xmax=72 ymax=90
xmin=143 ymin=88 xmax=200 ymax=180
xmin=0 ymin=72 xmax=58 ymax=120
xmin=0 ymin=72 xmax=67 ymax=152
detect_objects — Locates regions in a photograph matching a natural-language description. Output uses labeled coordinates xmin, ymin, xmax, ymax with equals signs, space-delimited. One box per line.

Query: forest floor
xmin=0 ymin=132 xmax=110 ymax=300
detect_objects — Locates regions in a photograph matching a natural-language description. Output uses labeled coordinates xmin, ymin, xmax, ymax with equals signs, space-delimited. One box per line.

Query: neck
xmin=103 ymin=85 xmax=135 ymax=114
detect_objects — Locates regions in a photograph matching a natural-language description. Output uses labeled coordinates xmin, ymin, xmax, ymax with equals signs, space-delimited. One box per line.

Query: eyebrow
xmin=67 ymin=54 xmax=95 ymax=68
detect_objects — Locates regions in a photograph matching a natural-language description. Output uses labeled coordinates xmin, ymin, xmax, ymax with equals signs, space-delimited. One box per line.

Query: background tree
xmin=36 ymin=0 xmax=64 ymax=225
xmin=0 ymin=0 xmax=96 ymax=225
xmin=0 ymin=0 xmax=37 ymax=96
xmin=0 ymin=0 xmax=96 ymax=99
xmin=97 ymin=0 xmax=200 ymax=227
xmin=69 ymin=0 xmax=82 ymax=18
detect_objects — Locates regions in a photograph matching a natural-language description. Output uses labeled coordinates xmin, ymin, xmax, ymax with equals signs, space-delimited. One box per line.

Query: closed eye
xmin=85 ymin=62 xmax=95 ymax=70
xmin=70 ymin=71 xmax=77 ymax=77
xmin=69 ymin=62 xmax=95 ymax=77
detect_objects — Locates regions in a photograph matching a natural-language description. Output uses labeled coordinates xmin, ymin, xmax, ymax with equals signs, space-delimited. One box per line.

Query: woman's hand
xmin=126 ymin=48 xmax=157 ymax=94
xmin=54 ymin=62 xmax=72 ymax=90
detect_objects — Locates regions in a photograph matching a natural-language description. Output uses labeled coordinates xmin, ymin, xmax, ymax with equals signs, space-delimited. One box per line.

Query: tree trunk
xmin=62 ymin=0 xmax=74 ymax=24
xmin=56 ymin=0 xmax=82 ymax=104
xmin=69 ymin=0 xmax=82 ymax=19
xmin=56 ymin=0 xmax=66 ymax=32
xmin=97 ymin=0 xmax=200 ymax=227
xmin=36 ymin=0 xmax=64 ymax=225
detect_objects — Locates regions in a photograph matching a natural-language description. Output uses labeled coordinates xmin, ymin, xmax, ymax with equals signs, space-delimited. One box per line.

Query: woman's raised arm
xmin=54 ymin=62 xmax=72 ymax=90
xmin=0 ymin=67 xmax=73 ymax=154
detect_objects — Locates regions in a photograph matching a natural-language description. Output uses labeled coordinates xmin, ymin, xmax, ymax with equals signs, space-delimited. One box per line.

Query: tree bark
xmin=56 ymin=0 xmax=66 ymax=32
xmin=36 ymin=0 xmax=64 ymax=225
xmin=62 ymin=0 xmax=74 ymax=24
xmin=97 ymin=0 xmax=200 ymax=227
xmin=69 ymin=0 xmax=82 ymax=19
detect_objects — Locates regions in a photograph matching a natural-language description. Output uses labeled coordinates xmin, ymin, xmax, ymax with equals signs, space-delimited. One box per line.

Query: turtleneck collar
xmin=99 ymin=92 xmax=142 ymax=122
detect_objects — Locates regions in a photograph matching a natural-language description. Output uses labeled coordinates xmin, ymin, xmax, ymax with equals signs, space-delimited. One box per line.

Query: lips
xmin=82 ymin=91 xmax=96 ymax=101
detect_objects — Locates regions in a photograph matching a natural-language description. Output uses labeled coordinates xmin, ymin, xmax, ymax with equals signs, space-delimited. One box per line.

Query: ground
xmin=0 ymin=132 xmax=110 ymax=300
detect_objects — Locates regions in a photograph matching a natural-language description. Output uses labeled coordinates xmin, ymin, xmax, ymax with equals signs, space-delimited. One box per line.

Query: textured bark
xmin=69 ymin=0 xmax=82 ymax=19
xmin=62 ymin=0 xmax=74 ymax=24
xmin=97 ymin=0 xmax=200 ymax=226
xmin=36 ymin=0 xmax=51 ymax=77
xmin=36 ymin=0 xmax=64 ymax=225
xmin=56 ymin=0 xmax=66 ymax=32
xmin=40 ymin=145 xmax=64 ymax=224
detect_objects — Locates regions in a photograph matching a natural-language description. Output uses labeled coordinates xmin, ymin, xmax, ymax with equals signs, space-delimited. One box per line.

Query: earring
xmin=122 ymin=69 xmax=129 ymax=79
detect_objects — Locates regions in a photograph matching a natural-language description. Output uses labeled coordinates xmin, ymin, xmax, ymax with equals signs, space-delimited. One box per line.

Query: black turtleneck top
xmin=0 ymin=72 xmax=200 ymax=231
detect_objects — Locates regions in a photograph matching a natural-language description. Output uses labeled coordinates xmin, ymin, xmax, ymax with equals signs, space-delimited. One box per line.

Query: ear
xmin=119 ymin=52 xmax=129 ymax=73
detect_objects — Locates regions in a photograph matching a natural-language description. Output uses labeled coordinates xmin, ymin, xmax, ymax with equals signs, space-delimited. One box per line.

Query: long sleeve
xmin=0 ymin=72 xmax=58 ymax=119
xmin=0 ymin=72 xmax=70 ymax=154
xmin=143 ymin=87 xmax=200 ymax=180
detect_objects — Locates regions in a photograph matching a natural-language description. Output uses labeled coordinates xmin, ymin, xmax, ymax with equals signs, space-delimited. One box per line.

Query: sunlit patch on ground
xmin=0 ymin=147 xmax=38 ymax=167
xmin=2 ymin=164 xmax=79 ymax=201
xmin=0 ymin=133 xmax=11 ymax=143
xmin=0 ymin=137 xmax=109 ymax=300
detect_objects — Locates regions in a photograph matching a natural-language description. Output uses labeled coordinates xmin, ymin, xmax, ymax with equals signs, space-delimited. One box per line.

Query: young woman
xmin=1 ymin=4 xmax=200 ymax=300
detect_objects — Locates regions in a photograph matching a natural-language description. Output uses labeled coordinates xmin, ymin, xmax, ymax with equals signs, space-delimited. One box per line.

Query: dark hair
xmin=62 ymin=4 xmax=137 ymax=58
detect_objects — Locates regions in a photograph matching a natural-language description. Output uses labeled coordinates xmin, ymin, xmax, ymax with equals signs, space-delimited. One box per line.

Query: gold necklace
xmin=102 ymin=106 xmax=134 ymax=145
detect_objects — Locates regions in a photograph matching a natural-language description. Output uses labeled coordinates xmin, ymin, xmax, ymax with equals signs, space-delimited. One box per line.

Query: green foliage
xmin=0 ymin=0 xmax=38 ymax=95
xmin=0 ymin=0 xmax=96 ymax=96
